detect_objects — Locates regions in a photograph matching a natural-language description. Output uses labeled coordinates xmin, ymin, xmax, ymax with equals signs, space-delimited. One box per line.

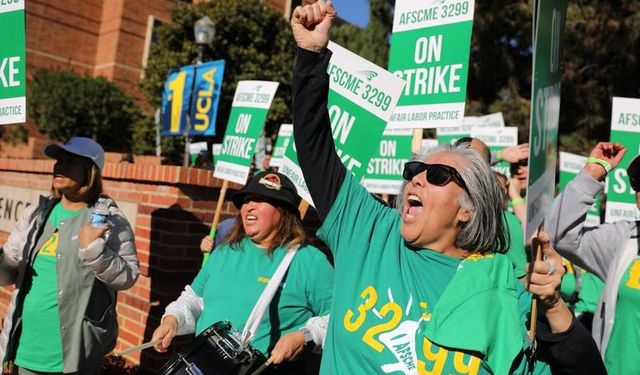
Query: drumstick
xmin=249 ymin=357 xmax=273 ymax=375
xmin=115 ymin=339 xmax=161 ymax=357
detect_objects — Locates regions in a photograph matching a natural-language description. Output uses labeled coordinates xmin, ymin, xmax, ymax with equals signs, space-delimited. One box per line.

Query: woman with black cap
xmin=151 ymin=171 xmax=333 ymax=371
xmin=0 ymin=137 xmax=139 ymax=374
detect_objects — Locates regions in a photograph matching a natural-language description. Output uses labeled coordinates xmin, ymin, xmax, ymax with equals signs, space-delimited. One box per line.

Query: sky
xmin=332 ymin=0 xmax=370 ymax=28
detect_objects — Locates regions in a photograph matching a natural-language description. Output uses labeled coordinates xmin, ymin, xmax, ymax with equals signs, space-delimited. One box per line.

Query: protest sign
xmin=387 ymin=0 xmax=475 ymax=129
xmin=0 ymin=0 xmax=26 ymax=125
xmin=161 ymin=60 xmax=225 ymax=136
xmin=421 ymin=138 xmax=439 ymax=150
xmin=270 ymin=124 xmax=293 ymax=168
xmin=188 ymin=141 xmax=208 ymax=164
xmin=214 ymin=80 xmax=279 ymax=185
xmin=363 ymin=128 xmax=413 ymax=194
xmin=605 ymin=97 xmax=640 ymax=222
xmin=472 ymin=126 xmax=518 ymax=177
xmin=281 ymin=42 xmax=405 ymax=205
xmin=525 ymin=0 xmax=567 ymax=239
xmin=435 ymin=117 xmax=474 ymax=145
xmin=559 ymin=152 xmax=601 ymax=226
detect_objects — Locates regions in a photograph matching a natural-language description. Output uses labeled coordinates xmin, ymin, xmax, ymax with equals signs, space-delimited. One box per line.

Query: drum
xmin=159 ymin=320 xmax=267 ymax=375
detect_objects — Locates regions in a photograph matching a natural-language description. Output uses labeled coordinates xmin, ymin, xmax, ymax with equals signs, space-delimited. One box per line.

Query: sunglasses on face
xmin=402 ymin=161 xmax=468 ymax=192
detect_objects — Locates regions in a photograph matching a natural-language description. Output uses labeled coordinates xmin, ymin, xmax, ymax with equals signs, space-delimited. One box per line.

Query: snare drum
xmin=159 ymin=320 xmax=267 ymax=375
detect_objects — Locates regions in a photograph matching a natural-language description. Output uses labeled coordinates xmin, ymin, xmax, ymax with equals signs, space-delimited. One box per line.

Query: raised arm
xmin=291 ymin=0 xmax=346 ymax=221
xmin=546 ymin=142 xmax=628 ymax=279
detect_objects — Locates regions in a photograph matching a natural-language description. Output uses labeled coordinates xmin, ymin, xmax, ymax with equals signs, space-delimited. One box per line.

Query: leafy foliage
xmin=28 ymin=69 xmax=139 ymax=152
xmin=139 ymin=0 xmax=295 ymax=163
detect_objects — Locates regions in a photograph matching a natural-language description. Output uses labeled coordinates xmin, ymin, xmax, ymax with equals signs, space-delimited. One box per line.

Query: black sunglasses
xmin=403 ymin=161 xmax=468 ymax=192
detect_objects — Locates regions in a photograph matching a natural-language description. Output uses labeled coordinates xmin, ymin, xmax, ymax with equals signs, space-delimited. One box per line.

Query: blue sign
xmin=161 ymin=59 xmax=225 ymax=136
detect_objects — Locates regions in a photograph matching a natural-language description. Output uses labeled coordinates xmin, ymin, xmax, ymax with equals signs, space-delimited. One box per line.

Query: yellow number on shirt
xmin=362 ymin=301 xmax=403 ymax=352
xmin=417 ymin=337 xmax=447 ymax=375
xmin=344 ymin=286 xmax=378 ymax=332
xmin=453 ymin=352 xmax=480 ymax=374
xmin=625 ymin=259 xmax=640 ymax=290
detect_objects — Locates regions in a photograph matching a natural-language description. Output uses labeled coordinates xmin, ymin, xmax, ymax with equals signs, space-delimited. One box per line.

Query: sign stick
xmin=412 ymin=129 xmax=423 ymax=154
xmin=527 ymin=221 xmax=545 ymax=342
xmin=202 ymin=179 xmax=229 ymax=266
xmin=299 ymin=200 xmax=310 ymax=220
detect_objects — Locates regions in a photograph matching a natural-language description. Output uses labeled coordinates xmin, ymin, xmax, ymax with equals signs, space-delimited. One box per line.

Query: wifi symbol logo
xmin=358 ymin=70 xmax=378 ymax=81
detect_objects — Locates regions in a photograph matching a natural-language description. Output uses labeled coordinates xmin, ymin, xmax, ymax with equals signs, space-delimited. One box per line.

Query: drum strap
xmin=241 ymin=245 xmax=299 ymax=345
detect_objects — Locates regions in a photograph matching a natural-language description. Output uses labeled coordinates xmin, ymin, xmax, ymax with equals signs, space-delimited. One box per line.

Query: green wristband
xmin=510 ymin=197 xmax=524 ymax=205
xmin=586 ymin=157 xmax=611 ymax=173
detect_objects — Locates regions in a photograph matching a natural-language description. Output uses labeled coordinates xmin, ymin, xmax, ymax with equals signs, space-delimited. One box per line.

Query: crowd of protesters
xmin=0 ymin=1 xmax=637 ymax=375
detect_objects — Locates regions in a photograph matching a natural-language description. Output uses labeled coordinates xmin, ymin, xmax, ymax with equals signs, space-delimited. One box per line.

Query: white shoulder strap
xmin=241 ymin=245 xmax=299 ymax=344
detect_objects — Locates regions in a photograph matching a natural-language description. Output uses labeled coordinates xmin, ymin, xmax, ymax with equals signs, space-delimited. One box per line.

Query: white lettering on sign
xmin=612 ymin=169 xmax=636 ymax=196
xmin=235 ymin=113 xmax=251 ymax=134
xmin=414 ymin=35 xmax=442 ymax=64
xmin=380 ymin=140 xmax=397 ymax=157
xmin=328 ymin=105 xmax=355 ymax=145
xmin=0 ymin=57 xmax=20 ymax=88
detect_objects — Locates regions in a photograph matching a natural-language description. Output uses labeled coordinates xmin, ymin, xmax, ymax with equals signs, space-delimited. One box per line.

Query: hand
xmin=152 ymin=315 xmax=178 ymax=353
xmin=524 ymin=231 xmax=565 ymax=309
xmin=507 ymin=177 xmax=522 ymax=200
xmin=270 ymin=331 xmax=306 ymax=365
xmin=200 ymin=235 xmax=214 ymax=253
xmin=501 ymin=144 xmax=529 ymax=163
xmin=291 ymin=0 xmax=336 ymax=53
xmin=584 ymin=142 xmax=627 ymax=181
xmin=78 ymin=223 xmax=107 ymax=249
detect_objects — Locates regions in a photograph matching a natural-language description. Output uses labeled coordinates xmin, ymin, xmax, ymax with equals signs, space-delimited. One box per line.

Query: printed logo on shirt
xmin=343 ymin=285 xmax=481 ymax=374
xmin=39 ymin=231 xmax=59 ymax=257
xmin=624 ymin=258 xmax=640 ymax=290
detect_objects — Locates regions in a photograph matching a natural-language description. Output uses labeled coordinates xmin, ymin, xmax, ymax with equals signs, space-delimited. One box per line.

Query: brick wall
xmin=0 ymin=158 xmax=242 ymax=372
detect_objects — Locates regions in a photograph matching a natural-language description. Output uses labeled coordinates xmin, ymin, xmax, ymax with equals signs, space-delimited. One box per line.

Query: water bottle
xmin=91 ymin=197 xmax=110 ymax=228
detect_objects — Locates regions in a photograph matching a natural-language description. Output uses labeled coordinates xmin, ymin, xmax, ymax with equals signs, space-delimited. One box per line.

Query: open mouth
xmin=405 ymin=194 xmax=423 ymax=219
xmin=245 ymin=214 xmax=257 ymax=223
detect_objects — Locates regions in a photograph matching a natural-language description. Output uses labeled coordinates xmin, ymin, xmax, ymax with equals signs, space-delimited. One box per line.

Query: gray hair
xmin=395 ymin=144 xmax=510 ymax=254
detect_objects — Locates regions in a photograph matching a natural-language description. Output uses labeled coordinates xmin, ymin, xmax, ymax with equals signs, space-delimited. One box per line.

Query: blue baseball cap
xmin=44 ymin=137 xmax=105 ymax=170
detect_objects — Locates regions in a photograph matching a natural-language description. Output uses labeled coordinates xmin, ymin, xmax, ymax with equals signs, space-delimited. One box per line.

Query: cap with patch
xmin=627 ymin=154 xmax=640 ymax=191
xmin=44 ymin=137 xmax=105 ymax=170
xmin=232 ymin=171 xmax=301 ymax=212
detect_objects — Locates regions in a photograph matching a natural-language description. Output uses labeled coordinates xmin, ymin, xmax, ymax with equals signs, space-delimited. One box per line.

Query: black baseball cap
xmin=232 ymin=171 xmax=301 ymax=212
xmin=627 ymin=154 xmax=640 ymax=191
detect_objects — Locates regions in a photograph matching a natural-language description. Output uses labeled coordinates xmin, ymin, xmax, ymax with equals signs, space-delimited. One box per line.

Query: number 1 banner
xmin=214 ymin=81 xmax=279 ymax=185
xmin=387 ymin=0 xmax=475 ymax=129
xmin=161 ymin=60 xmax=225 ymax=136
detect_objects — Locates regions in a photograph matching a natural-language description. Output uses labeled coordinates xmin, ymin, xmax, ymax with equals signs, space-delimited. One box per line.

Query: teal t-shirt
xmin=504 ymin=211 xmax=527 ymax=278
xmin=191 ymin=238 xmax=334 ymax=355
xmin=604 ymin=255 xmax=640 ymax=374
xmin=15 ymin=202 xmax=82 ymax=372
xmin=316 ymin=173 xmax=533 ymax=375
xmin=559 ymin=261 xmax=604 ymax=314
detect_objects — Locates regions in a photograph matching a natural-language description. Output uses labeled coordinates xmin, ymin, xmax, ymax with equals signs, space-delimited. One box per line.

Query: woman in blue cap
xmin=0 ymin=137 xmax=139 ymax=374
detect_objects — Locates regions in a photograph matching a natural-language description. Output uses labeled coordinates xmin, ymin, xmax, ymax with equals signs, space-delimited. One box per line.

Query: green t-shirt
xmin=504 ymin=211 xmax=527 ymax=278
xmin=317 ymin=173 xmax=531 ymax=375
xmin=15 ymin=202 xmax=82 ymax=372
xmin=604 ymin=256 xmax=640 ymax=374
xmin=559 ymin=261 xmax=604 ymax=314
xmin=191 ymin=238 xmax=333 ymax=355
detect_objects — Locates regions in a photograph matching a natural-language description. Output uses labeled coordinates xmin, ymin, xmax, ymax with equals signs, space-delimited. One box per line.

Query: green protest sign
xmin=269 ymin=124 xmax=293 ymax=168
xmin=387 ymin=0 xmax=475 ymax=129
xmin=0 ymin=0 xmax=26 ymax=125
xmin=281 ymin=42 xmax=405 ymax=205
xmin=559 ymin=152 xmax=601 ymax=226
xmin=605 ymin=96 xmax=640 ymax=222
xmin=471 ymin=126 xmax=518 ymax=177
xmin=525 ymin=0 xmax=567 ymax=239
xmin=188 ymin=141 xmax=208 ymax=164
xmin=422 ymin=138 xmax=438 ymax=150
xmin=214 ymin=80 xmax=279 ymax=185
xmin=435 ymin=117 xmax=474 ymax=145
xmin=363 ymin=128 xmax=413 ymax=194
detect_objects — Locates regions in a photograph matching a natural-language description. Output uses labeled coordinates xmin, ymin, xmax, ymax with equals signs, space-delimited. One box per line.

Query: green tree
xmin=28 ymin=69 xmax=140 ymax=152
xmin=138 ymin=0 xmax=295 ymax=164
